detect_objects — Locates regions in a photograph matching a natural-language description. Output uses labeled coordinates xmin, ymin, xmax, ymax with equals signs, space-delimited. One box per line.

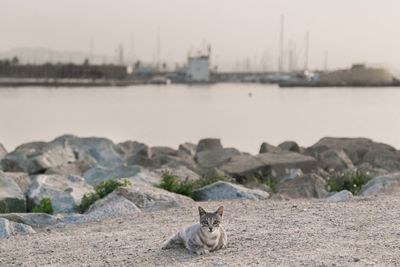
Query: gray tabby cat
xmin=162 ymin=206 xmax=227 ymax=255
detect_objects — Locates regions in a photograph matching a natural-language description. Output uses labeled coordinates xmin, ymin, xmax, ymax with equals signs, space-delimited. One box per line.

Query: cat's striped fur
xmin=162 ymin=206 xmax=227 ymax=255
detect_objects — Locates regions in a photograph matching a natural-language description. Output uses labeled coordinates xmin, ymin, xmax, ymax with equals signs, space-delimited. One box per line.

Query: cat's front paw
xmin=196 ymin=249 xmax=209 ymax=255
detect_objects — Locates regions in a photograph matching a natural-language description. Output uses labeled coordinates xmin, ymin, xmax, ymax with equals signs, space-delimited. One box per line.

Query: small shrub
xmin=327 ymin=170 xmax=370 ymax=195
xmin=32 ymin=197 xmax=53 ymax=214
xmin=157 ymin=171 xmax=231 ymax=200
xmin=77 ymin=179 xmax=130 ymax=213
xmin=251 ymin=176 xmax=277 ymax=193
xmin=262 ymin=178 xmax=277 ymax=193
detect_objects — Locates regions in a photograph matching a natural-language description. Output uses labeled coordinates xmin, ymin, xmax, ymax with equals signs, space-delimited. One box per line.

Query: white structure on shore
xmin=186 ymin=55 xmax=210 ymax=83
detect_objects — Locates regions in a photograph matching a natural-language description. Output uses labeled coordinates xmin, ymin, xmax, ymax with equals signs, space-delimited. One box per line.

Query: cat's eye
xmin=213 ymin=222 xmax=219 ymax=225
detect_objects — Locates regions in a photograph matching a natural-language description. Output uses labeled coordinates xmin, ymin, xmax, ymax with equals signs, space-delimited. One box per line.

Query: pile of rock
xmin=1 ymin=135 xmax=400 ymax=239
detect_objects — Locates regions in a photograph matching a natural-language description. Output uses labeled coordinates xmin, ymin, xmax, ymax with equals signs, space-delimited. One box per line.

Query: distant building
xmin=186 ymin=56 xmax=210 ymax=83
xmin=318 ymin=64 xmax=394 ymax=85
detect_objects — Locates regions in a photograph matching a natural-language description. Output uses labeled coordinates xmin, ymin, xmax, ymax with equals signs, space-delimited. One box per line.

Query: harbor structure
xmin=186 ymin=55 xmax=210 ymax=83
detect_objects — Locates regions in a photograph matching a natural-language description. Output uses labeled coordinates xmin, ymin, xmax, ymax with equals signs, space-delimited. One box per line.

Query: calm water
xmin=1 ymin=84 xmax=400 ymax=154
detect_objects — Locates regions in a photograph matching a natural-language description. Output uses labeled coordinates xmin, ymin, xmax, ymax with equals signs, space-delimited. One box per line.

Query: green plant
xmin=157 ymin=171 xmax=231 ymax=200
xmin=327 ymin=170 xmax=370 ymax=195
xmin=262 ymin=178 xmax=277 ymax=193
xmin=32 ymin=197 xmax=53 ymax=214
xmin=77 ymin=179 xmax=130 ymax=213
xmin=251 ymin=176 xmax=277 ymax=193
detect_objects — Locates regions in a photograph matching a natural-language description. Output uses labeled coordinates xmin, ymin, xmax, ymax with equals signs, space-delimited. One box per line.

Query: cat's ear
xmin=216 ymin=206 xmax=224 ymax=217
xmin=198 ymin=206 xmax=206 ymax=217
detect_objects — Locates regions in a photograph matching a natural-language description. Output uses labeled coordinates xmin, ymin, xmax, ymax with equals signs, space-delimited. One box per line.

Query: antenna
xmin=117 ymin=44 xmax=124 ymax=65
xmin=130 ymin=34 xmax=135 ymax=64
xmin=324 ymin=50 xmax=328 ymax=71
xmin=89 ymin=36 xmax=93 ymax=63
xmin=304 ymin=31 xmax=310 ymax=70
xmin=279 ymin=14 xmax=285 ymax=73
xmin=156 ymin=26 xmax=161 ymax=70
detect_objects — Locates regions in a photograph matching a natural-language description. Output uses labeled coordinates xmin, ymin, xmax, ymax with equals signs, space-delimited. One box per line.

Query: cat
xmin=162 ymin=206 xmax=227 ymax=255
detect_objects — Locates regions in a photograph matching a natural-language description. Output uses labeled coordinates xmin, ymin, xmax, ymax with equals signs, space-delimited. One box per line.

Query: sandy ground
xmin=1 ymin=193 xmax=400 ymax=267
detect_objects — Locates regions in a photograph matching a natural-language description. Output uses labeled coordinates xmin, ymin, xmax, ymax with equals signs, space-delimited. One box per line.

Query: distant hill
xmin=0 ymin=47 xmax=116 ymax=65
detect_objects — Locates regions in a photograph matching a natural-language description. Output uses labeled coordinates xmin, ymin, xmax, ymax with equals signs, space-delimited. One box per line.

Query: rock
xmin=277 ymin=174 xmax=328 ymax=199
xmin=278 ymin=141 xmax=300 ymax=153
xmin=305 ymin=137 xmax=400 ymax=171
xmin=0 ymin=213 xmax=60 ymax=227
xmin=116 ymin=181 xmax=194 ymax=211
xmin=356 ymin=162 xmax=389 ymax=177
xmin=126 ymin=154 xmax=154 ymax=168
xmin=60 ymin=135 xmax=125 ymax=166
xmin=178 ymin=142 xmax=197 ymax=156
xmin=317 ymin=149 xmax=355 ymax=172
xmin=192 ymin=181 xmax=270 ymax=201
xmin=325 ymin=190 xmax=353 ymax=202
xmin=0 ymin=172 xmax=26 ymax=213
xmin=83 ymin=165 xmax=147 ymax=186
xmin=45 ymin=160 xmax=92 ymax=177
xmin=1 ymin=135 xmax=126 ymax=174
xmin=3 ymin=172 xmax=31 ymax=194
xmin=28 ymin=174 xmax=94 ymax=213
xmin=259 ymin=142 xmax=281 ymax=153
xmin=0 ymin=218 xmax=35 ymax=239
xmin=118 ymin=141 xmax=151 ymax=158
xmin=151 ymin=146 xmax=179 ymax=157
xmin=196 ymin=138 xmax=223 ymax=154
xmin=0 ymin=143 xmax=7 ymax=160
xmin=220 ymin=151 xmax=317 ymax=183
xmin=84 ymin=190 xmax=141 ymax=221
xmin=195 ymin=148 xmax=241 ymax=169
xmin=1 ymin=140 xmax=75 ymax=174
xmin=359 ymin=172 xmax=400 ymax=196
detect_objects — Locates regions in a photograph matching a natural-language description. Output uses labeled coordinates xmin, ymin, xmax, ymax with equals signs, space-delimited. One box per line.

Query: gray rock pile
xmin=1 ymin=135 xmax=400 ymax=239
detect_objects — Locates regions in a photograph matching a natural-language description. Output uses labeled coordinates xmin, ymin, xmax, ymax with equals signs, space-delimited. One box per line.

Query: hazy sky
xmin=1 ymin=0 xmax=400 ymax=71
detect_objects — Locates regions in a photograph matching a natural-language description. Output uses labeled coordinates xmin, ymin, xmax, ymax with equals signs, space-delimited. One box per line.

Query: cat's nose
xmin=209 ymin=227 xmax=213 ymax=232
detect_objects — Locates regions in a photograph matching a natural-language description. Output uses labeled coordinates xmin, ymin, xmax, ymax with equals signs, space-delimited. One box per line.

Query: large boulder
xmin=317 ymin=149 xmax=354 ymax=172
xmin=0 ymin=172 xmax=26 ymax=213
xmin=195 ymin=148 xmax=241 ymax=169
xmin=196 ymin=138 xmax=223 ymax=154
xmin=1 ymin=135 xmax=125 ymax=174
xmin=278 ymin=141 xmax=300 ymax=153
xmin=220 ymin=151 xmax=317 ymax=183
xmin=0 ymin=213 xmax=60 ymax=227
xmin=44 ymin=160 xmax=92 ymax=177
xmin=178 ymin=142 xmax=197 ymax=157
xmin=84 ymin=191 xmax=141 ymax=221
xmin=83 ymin=164 xmax=161 ymax=186
xmin=3 ymin=172 xmax=31 ymax=195
xmin=60 ymin=135 xmax=125 ymax=166
xmin=324 ymin=190 xmax=353 ymax=202
xmin=1 ymin=140 xmax=75 ymax=174
xmin=28 ymin=174 xmax=94 ymax=213
xmin=0 ymin=218 xmax=35 ymax=239
xmin=359 ymin=172 xmax=400 ymax=196
xmin=305 ymin=137 xmax=400 ymax=171
xmin=277 ymin=174 xmax=328 ymax=199
xmin=0 ymin=143 xmax=7 ymax=160
xmin=118 ymin=141 xmax=151 ymax=158
xmin=192 ymin=181 xmax=270 ymax=201
xmin=116 ymin=181 xmax=194 ymax=211
xmin=259 ymin=142 xmax=281 ymax=153
xmin=151 ymin=146 xmax=179 ymax=157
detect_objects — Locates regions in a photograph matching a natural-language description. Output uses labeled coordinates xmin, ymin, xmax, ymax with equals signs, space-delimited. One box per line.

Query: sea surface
xmin=1 ymin=83 xmax=399 ymax=154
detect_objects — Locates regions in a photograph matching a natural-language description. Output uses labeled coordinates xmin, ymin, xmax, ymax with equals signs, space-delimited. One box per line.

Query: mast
xmin=279 ymin=14 xmax=285 ymax=73
xmin=304 ymin=31 xmax=310 ymax=70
